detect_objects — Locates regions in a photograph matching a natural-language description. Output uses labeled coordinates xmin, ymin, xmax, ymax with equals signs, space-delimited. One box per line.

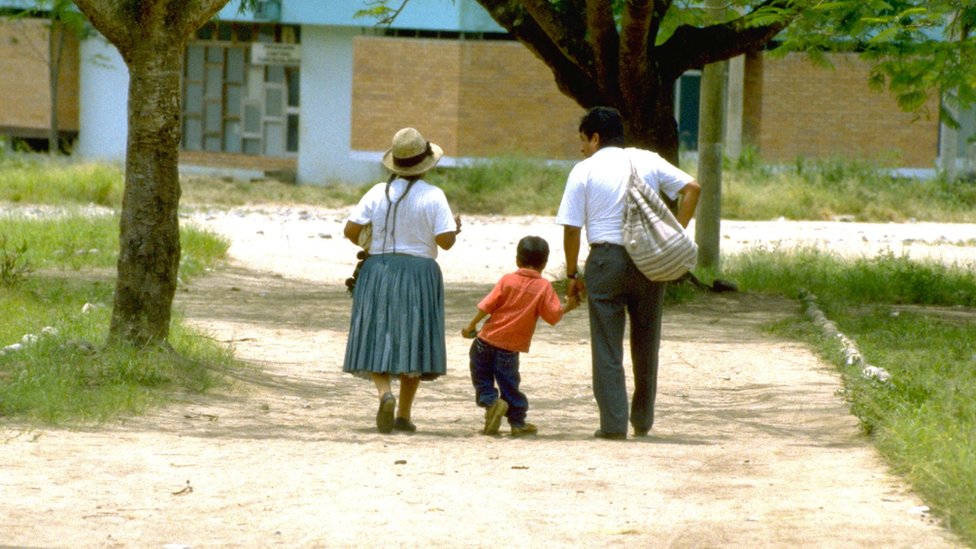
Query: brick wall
xmin=455 ymin=40 xmax=582 ymax=159
xmin=0 ymin=18 xmax=79 ymax=136
xmin=352 ymin=37 xmax=462 ymax=154
xmin=352 ymin=36 xmax=583 ymax=160
xmin=750 ymin=52 xmax=938 ymax=167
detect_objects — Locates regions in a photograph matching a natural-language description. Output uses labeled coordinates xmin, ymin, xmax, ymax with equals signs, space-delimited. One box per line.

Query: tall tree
xmin=407 ymin=0 xmax=798 ymax=164
xmin=70 ymin=0 xmax=230 ymax=347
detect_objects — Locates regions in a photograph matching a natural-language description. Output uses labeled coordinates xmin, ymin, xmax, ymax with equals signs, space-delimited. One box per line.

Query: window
xmin=182 ymin=24 xmax=300 ymax=157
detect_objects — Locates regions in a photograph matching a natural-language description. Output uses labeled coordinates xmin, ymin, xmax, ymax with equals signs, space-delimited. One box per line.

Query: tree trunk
xmin=696 ymin=58 xmax=727 ymax=269
xmin=621 ymin=78 xmax=681 ymax=166
xmin=108 ymin=43 xmax=184 ymax=347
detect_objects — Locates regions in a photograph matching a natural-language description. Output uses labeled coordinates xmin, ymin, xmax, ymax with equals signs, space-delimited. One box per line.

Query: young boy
xmin=462 ymin=236 xmax=579 ymax=436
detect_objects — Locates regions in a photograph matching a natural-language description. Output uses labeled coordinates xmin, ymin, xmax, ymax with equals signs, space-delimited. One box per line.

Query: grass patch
xmin=721 ymin=153 xmax=976 ymax=222
xmin=0 ymin=213 xmax=228 ymax=278
xmin=720 ymin=248 xmax=976 ymax=544
xmin=427 ymin=156 xmax=570 ymax=215
xmin=0 ymin=281 xmax=230 ymax=423
xmin=829 ymin=310 xmax=976 ymax=541
xmin=721 ymin=246 xmax=976 ymax=306
xmin=180 ymin=174 xmax=366 ymax=208
xmin=0 ymin=154 xmax=123 ymax=206
xmin=5 ymin=152 xmax=976 ymax=223
xmin=0 ymin=213 xmax=232 ymax=425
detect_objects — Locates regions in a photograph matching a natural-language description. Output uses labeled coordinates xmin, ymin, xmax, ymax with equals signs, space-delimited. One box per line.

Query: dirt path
xmin=1 ymin=208 xmax=969 ymax=548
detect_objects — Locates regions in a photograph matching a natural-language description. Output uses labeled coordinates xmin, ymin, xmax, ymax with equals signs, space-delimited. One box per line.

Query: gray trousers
xmin=584 ymin=243 xmax=665 ymax=434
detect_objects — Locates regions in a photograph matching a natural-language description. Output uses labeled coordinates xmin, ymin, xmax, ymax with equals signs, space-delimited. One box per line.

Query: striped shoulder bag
xmin=622 ymin=160 xmax=698 ymax=281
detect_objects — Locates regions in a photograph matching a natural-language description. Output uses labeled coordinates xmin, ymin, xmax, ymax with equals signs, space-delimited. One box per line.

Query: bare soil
xmin=1 ymin=208 xmax=971 ymax=548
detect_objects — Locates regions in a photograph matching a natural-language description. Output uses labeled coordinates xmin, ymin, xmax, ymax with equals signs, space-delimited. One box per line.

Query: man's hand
xmin=567 ymin=277 xmax=586 ymax=303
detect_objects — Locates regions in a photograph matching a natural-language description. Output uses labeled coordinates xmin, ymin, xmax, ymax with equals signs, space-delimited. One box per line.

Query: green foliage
xmin=781 ymin=1 xmax=976 ymax=121
xmin=352 ymin=0 xmax=410 ymax=26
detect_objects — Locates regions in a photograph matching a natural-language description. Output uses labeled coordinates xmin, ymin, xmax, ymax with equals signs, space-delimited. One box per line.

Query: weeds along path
xmin=0 ymin=208 xmax=966 ymax=547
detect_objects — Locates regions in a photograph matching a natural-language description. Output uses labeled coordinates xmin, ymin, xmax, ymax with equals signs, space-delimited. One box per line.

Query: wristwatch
xmin=567 ymin=272 xmax=580 ymax=280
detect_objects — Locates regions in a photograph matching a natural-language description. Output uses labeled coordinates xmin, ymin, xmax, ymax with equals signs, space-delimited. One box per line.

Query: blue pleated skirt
xmin=343 ymin=254 xmax=447 ymax=380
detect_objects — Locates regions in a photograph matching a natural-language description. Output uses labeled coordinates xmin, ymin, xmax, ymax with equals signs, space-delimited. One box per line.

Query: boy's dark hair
xmin=516 ymin=236 xmax=549 ymax=269
xmin=579 ymin=106 xmax=626 ymax=148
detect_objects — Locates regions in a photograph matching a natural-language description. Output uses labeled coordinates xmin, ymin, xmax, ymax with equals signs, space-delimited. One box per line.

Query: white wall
xmin=297 ymin=26 xmax=383 ymax=185
xmin=75 ymin=34 xmax=128 ymax=162
xmin=225 ymin=0 xmax=503 ymax=32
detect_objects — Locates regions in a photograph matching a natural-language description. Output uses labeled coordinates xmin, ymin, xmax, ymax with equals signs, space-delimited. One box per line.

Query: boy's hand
xmin=461 ymin=325 xmax=478 ymax=339
xmin=567 ymin=277 xmax=587 ymax=303
xmin=565 ymin=294 xmax=580 ymax=311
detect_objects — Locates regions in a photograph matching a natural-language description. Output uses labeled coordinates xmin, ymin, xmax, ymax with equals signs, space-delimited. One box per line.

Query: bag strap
xmin=627 ymin=154 xmax=685 ymax=230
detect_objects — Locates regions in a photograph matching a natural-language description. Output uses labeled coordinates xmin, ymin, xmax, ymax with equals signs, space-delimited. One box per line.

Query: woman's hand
xmin=343 ymin=221 xmax=364 ymax=246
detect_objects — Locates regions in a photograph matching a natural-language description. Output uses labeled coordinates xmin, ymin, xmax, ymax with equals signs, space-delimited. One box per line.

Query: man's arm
xmin=563 ymin=225 xmax=585 ymax=300
xmin=675 ymin=180 xmax=701 ymax=228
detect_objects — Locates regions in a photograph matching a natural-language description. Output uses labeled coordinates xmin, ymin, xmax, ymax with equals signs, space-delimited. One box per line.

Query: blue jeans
xmin=469 ymin=338 xmax=528 ymax=426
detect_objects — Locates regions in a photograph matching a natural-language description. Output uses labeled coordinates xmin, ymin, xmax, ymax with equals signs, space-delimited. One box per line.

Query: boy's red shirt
xmin=476 ymin=268 xmax=564 ymax=353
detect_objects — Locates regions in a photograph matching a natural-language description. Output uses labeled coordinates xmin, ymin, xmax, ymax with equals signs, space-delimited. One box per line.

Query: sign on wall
xmin=251 ymin=43 xmax=301 ymax=66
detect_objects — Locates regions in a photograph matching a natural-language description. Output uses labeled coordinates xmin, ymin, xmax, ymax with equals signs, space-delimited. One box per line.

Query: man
xmin=556 ymin=106 xmax=701 ymax=440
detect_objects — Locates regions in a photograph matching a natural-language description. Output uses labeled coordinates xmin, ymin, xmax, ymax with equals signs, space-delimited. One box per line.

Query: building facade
xmin=1 ymin=1 xmax=971 ymax=183
xmin=0 ymin=16 xmax=79 ymax=148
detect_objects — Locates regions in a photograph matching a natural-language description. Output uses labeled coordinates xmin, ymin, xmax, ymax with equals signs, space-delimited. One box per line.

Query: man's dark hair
xmin=516 ymin=235 xmax=549 ymax=269
xmin=579 ymin=106 xmax=626 ymax=147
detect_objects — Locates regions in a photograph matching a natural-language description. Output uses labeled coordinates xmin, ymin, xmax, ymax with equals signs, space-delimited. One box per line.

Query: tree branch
xmin=619 ymin=0 xmax=654 ymax=113
xmin=478 ymin=0 xmax=603 ymax=106
xmin=71 ymin=0 xmax=133 ymax=53
xmin=516 ymin=0 xmax=592 ymax=72
xmin=585 ymin=0 xmax=618 ymax=101
xmin=167 ymin=0 xmax=231 ymax=39
xmin=647 ymin=0 xmax=672 ymax=41
xmin=659 ymin=0 xmax=796 ymax=78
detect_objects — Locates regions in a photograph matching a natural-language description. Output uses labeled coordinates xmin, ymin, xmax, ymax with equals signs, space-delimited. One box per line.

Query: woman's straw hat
xmin=382 ymin=127 xmax=443 ymax=176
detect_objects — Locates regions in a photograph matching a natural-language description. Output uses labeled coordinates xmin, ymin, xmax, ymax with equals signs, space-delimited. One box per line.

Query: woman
xmin=342 ymin=127 xmax=461 ymax=434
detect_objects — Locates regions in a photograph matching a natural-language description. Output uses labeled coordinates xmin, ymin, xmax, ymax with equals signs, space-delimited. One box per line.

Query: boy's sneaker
xmin=483 ymin=398 xmax=509 ymax=435
xmin=510 ymin=423 xmax=538 ymax=437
